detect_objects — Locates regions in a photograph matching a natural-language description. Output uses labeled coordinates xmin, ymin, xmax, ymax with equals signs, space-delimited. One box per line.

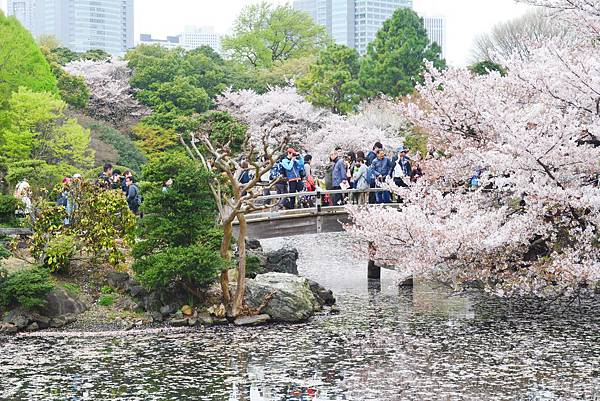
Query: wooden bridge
xmin=232 ymin=188 xmax=399 ymax=240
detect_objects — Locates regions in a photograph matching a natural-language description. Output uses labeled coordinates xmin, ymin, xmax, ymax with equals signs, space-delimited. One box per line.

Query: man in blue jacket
xmin=281 ymin=147 xmax=304 ymax=209
xmin=371 ymin=149 xmax=392 ymax=203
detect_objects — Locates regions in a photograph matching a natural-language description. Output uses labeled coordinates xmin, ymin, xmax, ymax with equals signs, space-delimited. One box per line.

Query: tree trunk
xmin=220 ymin=220 xmax=233 ymax=305
xmin=232 ymin=213 xmax=248 ymax=317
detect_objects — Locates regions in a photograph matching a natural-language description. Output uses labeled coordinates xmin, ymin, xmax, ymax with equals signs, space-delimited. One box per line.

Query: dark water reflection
xmin=2 ymin=234 xmax=600 ymax=400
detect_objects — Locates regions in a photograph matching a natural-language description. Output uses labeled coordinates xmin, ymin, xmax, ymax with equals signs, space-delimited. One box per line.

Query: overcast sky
xmin=1 ymin=0 xmax=535 ymax=65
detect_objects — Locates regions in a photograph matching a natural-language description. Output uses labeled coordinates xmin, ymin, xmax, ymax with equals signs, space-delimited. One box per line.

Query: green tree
xmin=222 ymin=2 xmax=328 ymax=68
xmin=0 ymin=12 xmax=58 ymax=109
xmin=0 ymin=88 xmax=93 ymax=168
xmin=50 ymin=47 xmax=80 ymax=66
xmin=297 ymin=44 xmax=363 ymax=114
xmin=468 ymin=60 xmax=508 ymax=77
xmin=131 ymin=123 xmax=178 ymax=157
xmin=41 ymin=47 xmax=90 ymax=108
xmin=359 ymin=8 xmax=446 ymax=98
xmin=133 ymin=151 xmax=226 ymax=297
xmin=80 ymin=48 xmax=111 ymax=61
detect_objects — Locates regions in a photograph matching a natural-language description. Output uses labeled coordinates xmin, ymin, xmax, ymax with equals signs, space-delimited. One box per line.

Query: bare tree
xmin=180 ymin=122 xmax=289 ymax=317
xmin=471 ymin=9 xmax=574 ymax=63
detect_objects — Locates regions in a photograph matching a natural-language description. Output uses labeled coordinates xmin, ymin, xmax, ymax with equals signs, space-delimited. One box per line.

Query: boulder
xmin=264 ymin=249 xmax=299 ymax=275
xmin=0 ymin=323 xmax=17 ymax=334
xmin=106 ymin=271 xmax=130 ymax=291
xmin=160 ymin=304 xmax=177 ymax=316
xmin=181 ymin=305 xmax=193 ymax=316
xmin=170 ymin=318 xmax=189 ymax=327
xmin=234 ymin=314 xmax=270 ymax=326
xmin=197 ymin=312 xmax=213 ymax=325
xmin=3 ymin=308 xmax=30 ymax=329
xmin=245 ymin=273 xmax=319 ymax=322
xmin=141 ymin=291 xmax=162 ymax=312
xmin=29 ymin=313 xmax=50 ymax=329
xmin=246 ymin=238 xmax=262 ymax=251
xmin=40 ymin=287 xmax=87 ymax=318
xmin=25 ymin=322 xmax=39 ymax=332
xmin=307 ymin=279 xmax=336 ymax=306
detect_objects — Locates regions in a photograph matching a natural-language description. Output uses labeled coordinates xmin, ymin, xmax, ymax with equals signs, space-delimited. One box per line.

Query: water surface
xmin=2 ymin=234 xmax=600 ymax=400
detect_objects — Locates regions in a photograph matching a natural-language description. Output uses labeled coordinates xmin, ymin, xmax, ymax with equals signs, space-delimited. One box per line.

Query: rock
xmin=245 ymin=273 xmax=319 ymax=322
xmin=213 ymin=318 xmax=229 ymax=325
xmin=30 ymin=313 xmax=50 ymax=329
xmin=142 ymin=291 xmax=162 ymax=312
xmin=40 ymin=288 xmax=87 ymax=318
xmin=181 ymin=305 xmax=193 ymax=316
xmin=127 ymin=284 xmax=146 ymax=298
xmin=160 ymin=304 xmax=177 ymax=316
xmin=207 ymin=303 xmax=226 ymax=318
xmin=188 ymin=318 xmax=197 ymax=326
xmin=0 ymin=323 xmax=17 ymax=334
xmin=234 ymin=314 xmax=270 ymax=326
xmin=246 ymin=238 xmax=262 ymax=250
xmin=3 ymin=308 xmax=31 ymax=329
xmin=264 ymin=248 xmax=299 ymax=275
xmin=49 ymin=317 xmax=66 ymax=328
xmin=170 ymin=318 xmax=188 ymax=327
xmin=307 ymin=279 xmax=336 ymax=306
xmin=25 ymin=322 xmax=39 ymax=331
xmin=197 ymin=312 xmax=213 ymax=325
xmin=174 ymin=310 xmax=184 ymax=319
xmin=149 ymin=311 xmax=163 ymax=323
xmin=106 ymin=271 xmax=130 ymax=291
xmin=329 ymin=305 xmax=341 ymax=314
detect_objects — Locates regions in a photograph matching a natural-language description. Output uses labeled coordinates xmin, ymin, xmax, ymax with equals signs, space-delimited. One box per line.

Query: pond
xmin=2 ymin=234 xmax=600 ymax=400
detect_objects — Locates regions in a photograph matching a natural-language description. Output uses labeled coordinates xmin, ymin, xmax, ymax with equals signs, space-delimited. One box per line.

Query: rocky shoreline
xmin=0 ymin=242 xmax=337 ymax=334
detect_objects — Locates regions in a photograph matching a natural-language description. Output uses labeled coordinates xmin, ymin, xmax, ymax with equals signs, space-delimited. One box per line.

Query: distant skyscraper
xmin=423 ymin=16 xmax=446 ymax=58
xmin=181 ymin=26 xmax=222 ymax=54
xmin=31 ymin=0 xmax=134 ymax=55
xmin=7 ymin=0 xmax=35 ymax=33
xmin=293 ymin=0 xmax=413 ymax=54
xmin=139 ymin=34 xmax=181 ymax=50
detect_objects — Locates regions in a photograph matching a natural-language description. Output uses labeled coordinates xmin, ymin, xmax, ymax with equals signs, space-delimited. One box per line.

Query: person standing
xmin=352 ymin=157 xmax=370 ymax=205
xmin=371 ymin=150 xmax=393 ymax=203
xmin=331 ymin=150 xmax=347 ymax=205
xmin=391 ymin=145 xmax=412 ymax=188
xmin=125 ymin=176 xmax=141 ymax=215
xmin=281 ymin=148 xmax=305 ymax=209
xmin=162 ymin=178 xmax=173 ymax=193
xmin=98 ymin=163 xmax=113 ymax=189
xmin=366 ymin=142 xmax=382 ymax=167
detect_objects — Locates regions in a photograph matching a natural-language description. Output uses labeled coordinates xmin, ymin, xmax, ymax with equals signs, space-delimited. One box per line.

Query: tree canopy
xmin=0 ymin=12 xmax=58 ymax=109
xmin=360 ymin=8 xmax=446 ymax=98
xmin=222 ymin=2 xmax=328 ymax=68
xmin=297 ymin=44 xmax=363 ymax=114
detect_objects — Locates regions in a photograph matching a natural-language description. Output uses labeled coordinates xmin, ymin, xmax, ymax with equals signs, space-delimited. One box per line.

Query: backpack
xmin=269 ymin=162 xmax=285 ymax=181
xmin=366 ymin=166 xmax=376 ymax=186
xmin=57 ymin=192 xmax=68 ymax=207
xmin=299 ymin=165 xmax=306 ymax=179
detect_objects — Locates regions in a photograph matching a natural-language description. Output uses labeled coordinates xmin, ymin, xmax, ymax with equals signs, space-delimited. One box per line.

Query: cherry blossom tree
xmin=217 ymin=87 xmax=405 ymax=165
xmin=347 ymin=0 xmax=600 ymax=299
xmin=65 ymin=59 xmax=150 ymax=126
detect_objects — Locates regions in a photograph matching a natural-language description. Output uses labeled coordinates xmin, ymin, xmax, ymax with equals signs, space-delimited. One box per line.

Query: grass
xmin=62 ymin=283 xmax=81 ymax=295
xmin=98 ymin=294 xmax=115 ymax=307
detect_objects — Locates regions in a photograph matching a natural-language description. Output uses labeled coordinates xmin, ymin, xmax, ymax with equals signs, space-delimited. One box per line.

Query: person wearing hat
xmin=281 ymin=147 xmax=305 ymax=209
xmin=391 ymin=145 xmax=412 ymax=188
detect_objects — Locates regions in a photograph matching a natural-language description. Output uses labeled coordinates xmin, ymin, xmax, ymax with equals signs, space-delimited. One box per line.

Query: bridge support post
xmin=367 ymin=260 xmax=381 ymax=280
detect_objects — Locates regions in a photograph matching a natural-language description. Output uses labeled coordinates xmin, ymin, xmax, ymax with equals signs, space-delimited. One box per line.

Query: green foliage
xmin=100 ymin=285 xmax=112 ymax=294
xmin=125 ymin=45 xmax=231 ymax=130
xmin=49 ymin=47 xmax=80 ymax=65
xmin=359 ymin=8 xmax=446 ymax=98
xmin=43 ymin=233 xmax=76 ymax=273
xmin=0 ymin=267 xmax=54 ymax=310
xmin=131 ymin=123 xmax=178 ymax=157
xmin=4 ymin=160 xmax=80 ymax=193
xmin=56 ymin=73 xmax=89 ymax=109
xmin=297 ymin=44 xmax=364 ymax=114
xmin=62 ymin=283 xmax=81 ymax=295
xmin=97 ymin=294 xmax=115 ymax=307
xmin=0 ymin=195 xmax=20 ymax=223
xmin=222 ymin=2 xmax=328 ymax=68
xmin=89 ymin=123 xmax=147 ymax=173
xmin=0 ymin=88 xmax=94 ymax=168
xmin=469 ymin=60 xmax=508 ymax=77
xmin=403 ymin=129 xmax=429 ymax=158
xmin=80 ymin=49 xmax=111 ymax=62
xmin=133 ymin=245 xmax=225 ymax=292
xmin=245 ymin=255 xmax=262 ymax=278
xmin=32 ymin=180 xmax=136 ymax=269
xmin=0 ymin=12 xmax=58 ymax=110
xmin=197 ymin=111 xmax=247 ymax=154
xmin=133 ymin=151 xmax=225 ymax=296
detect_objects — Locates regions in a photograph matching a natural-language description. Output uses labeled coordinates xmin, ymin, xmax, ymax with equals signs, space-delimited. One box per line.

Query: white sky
xmin=1 ymin=0 xmax=535 ymax=65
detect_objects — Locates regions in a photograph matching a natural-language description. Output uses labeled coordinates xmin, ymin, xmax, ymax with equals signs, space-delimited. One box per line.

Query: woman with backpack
xmin=352 ymin=156 xmax=370 ymax=205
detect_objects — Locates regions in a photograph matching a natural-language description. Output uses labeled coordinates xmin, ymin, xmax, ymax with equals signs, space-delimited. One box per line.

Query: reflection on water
xmin=2 ymin=234 xmax=600 ymax=400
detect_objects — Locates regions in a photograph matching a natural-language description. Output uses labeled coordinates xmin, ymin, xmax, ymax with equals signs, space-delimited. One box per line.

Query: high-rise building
xmin=7 ymin=0 xmax=36 ymax=33
xmin=17 ymin=0 xmax=133 ymax=55
xmin=423 ymin=16 xmax=446 ymax=58
xmin=139 ymin=34 xmax=182 ymax=50
xmin=181 ymin=26 xmax=222 ymax=54
xmin=293 ymin=0 xmax=413 ymax=54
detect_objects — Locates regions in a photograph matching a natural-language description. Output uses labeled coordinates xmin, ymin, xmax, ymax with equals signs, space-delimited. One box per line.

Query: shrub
xmin=88 ymin=123 xmax=147 ymax=173
xmin=133 ymin=245 xmax=225 ymax=292
xmin=0 ymin=267 xmax=54 ymax=309
xmin=4 ymin=160 xmax=81 ymax=194
xmin=0 ymin=195 xmax=20 ymax=223
xmin=97 ymin=294 xmax=115 ymax=307
xmin=43 ymin=234 xmax=76 ymax=273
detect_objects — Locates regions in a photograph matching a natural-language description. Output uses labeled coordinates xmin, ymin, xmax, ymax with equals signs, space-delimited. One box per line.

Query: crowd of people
xmin=238 ymin=141 xmax=424 ymax=210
